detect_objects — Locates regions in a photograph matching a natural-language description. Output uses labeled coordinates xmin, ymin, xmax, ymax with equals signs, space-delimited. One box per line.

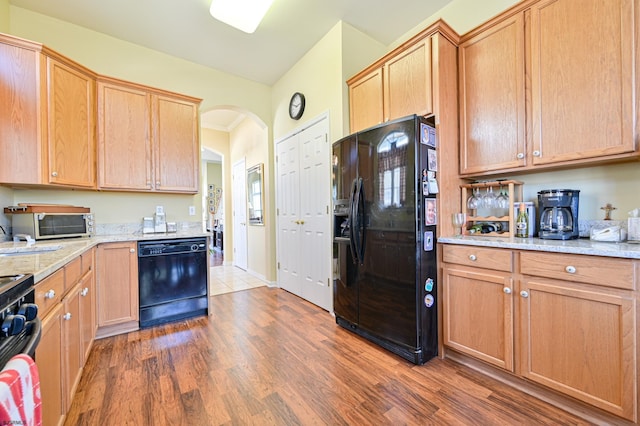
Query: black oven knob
xmin=17 ymin=303 xmax=38 ymax=321
xmin=2 ymin=314 xmax=26 ymax=337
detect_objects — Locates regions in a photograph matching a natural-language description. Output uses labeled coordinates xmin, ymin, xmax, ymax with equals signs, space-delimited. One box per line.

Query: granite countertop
xmin=438 ymin=235 xmax=640 ymax=259
xmin=0 ymin=230 xmax=210 ymax=283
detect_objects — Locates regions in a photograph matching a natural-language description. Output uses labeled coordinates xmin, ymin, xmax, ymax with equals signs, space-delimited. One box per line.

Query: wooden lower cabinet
xmin=38 ymin=303 xmax=64 ymax=426
xmin=35 ymin=250 xmax=96 ymax=426
xmin=62 ymin=282 xmax=82 ymax=411
xmin=441 ymin=244 xmax=638 ymax=422
xmin=96 ymin=242 xmax=139 ymax=337
xmin=442 ymin=265 xmax=514 ymax=371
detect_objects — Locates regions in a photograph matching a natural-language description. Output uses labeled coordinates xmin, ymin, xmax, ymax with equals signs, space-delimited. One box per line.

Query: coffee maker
xmin=537 ymin=189 xmax=580 ymax=240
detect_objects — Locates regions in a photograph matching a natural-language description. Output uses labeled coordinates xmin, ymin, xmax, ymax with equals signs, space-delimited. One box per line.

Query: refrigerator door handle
xmin=348 ymin=178 xmax=358 ymax=264
xmin=353 ymin=177 xmax=365 ymax=265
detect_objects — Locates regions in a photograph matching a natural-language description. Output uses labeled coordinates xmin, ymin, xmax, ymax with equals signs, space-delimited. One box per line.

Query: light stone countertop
xmin=0 ymin=230 xmax=210 ymax=283
xmin=438 ymin=235 xmax=640 ymax=259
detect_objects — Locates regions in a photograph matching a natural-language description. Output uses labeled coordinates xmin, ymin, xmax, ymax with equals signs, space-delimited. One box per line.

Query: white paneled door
xmin=232 ymin=159 xmax=248 ymax=271
xmin=276 ymin=116 xmax=331 ymax=311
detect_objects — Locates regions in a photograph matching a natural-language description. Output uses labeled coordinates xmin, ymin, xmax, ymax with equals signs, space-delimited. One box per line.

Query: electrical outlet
xmin=189 ymin=206 xmax=196 ymax=216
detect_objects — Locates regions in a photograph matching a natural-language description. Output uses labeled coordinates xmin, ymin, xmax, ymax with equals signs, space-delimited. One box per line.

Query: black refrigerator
xmin=331 ymin=114 xmax=438 ymax=365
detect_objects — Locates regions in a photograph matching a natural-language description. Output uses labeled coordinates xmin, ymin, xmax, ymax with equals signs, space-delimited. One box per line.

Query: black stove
xmin=0 ymin=274 xmax=40 ymax=368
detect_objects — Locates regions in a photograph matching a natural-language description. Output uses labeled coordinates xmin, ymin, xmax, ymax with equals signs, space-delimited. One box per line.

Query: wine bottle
xmin=515 ymin=202 xmax=528 ymax=238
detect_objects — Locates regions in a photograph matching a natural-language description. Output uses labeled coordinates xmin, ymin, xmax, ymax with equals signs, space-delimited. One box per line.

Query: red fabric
xmin=0 ymin=354 xmax=42 ymax=426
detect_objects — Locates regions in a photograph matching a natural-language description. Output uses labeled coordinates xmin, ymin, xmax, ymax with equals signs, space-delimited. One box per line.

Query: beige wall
xmin=229 ymin=117 xmax=271 ymax=280
xmin=0 ymin=0 xmax=8 ymax=32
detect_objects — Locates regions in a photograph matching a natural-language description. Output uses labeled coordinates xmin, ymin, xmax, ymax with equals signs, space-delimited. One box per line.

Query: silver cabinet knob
xmin=516 ymin=153 xmax=525 ymax=159
xmin=130 ymin=248 xmax=135 ymax=253
xmin=44 ymin=290 xmax=56 ymax=299
xmin=503 ymin=287 xmax=512 ymax=294
xmin=81 ymin=287 xmax=89 ymax=297
xmin=565 ymin=265 xmax=576 ymax=274
xmin=63 ymin=313 xmax=72 ymax=321
xmin=532 ymin=150 xmax=541 ymax=157
xmin=468 ymin=254 xmax=477 ymax=261
xmin=520 ymin=290 xmax=529 ymax=298
xmin=51 ymin=171 xmax=58 ymax=177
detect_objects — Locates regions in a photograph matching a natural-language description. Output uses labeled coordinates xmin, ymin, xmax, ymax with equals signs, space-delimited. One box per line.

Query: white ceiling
xmin=9 ymin=0 xmax=453 ymax=86
xmin=9 ymin=0 xmax=453 ymax=130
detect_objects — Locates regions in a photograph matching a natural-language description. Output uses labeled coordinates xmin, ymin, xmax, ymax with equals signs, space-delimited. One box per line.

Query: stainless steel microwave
xmin=12 ymin=212 xmax=94 ymax=240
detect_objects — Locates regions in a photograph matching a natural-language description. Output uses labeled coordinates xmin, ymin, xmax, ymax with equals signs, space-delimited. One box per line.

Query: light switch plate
xmin=189 ymin=206 xmax=196 ymax=216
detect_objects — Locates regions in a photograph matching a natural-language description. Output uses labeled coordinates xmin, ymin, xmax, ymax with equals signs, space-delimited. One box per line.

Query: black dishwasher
xmin=138 ymin=238 xmax=208 ymax=328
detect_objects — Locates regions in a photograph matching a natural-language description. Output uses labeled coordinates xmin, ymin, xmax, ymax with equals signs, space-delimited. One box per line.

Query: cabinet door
xmin=97 ymin=81 xmax=152 ymax=190
xmin=152 ymin=95 xmax=199 ymax=193
xmin=46 ymin=57 xmax=96 ymax=187
xmin=349 ymin=68 xmax=384 ymax=132
xmin=384 ymin=38 xmax=432 ymax=122
xmin=37 ymin=303 xmax=64 ymax=426
xmin=0 ymin=40 xmax=42 ymax=185
xmin=63 ymin=284 xmax=82 ymax=412
xmin=96 ymin=242 xmax=139 ymax=328
xmin=530 ymin=0 xmax=635 ymax=165
xmin=79 ymin=270 xmax=96 ymax=363
xmin=519 ymin=277 xmax=636 ymax=421
xmin=442 ymin=265 xmax=514 ymax=371
xmin=458 ymin=13 xmax=525 ymax=175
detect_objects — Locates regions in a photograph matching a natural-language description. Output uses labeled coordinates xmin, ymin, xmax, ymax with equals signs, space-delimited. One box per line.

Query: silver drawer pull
xmin=503 ymin=287 xmax=512 ymax=294
xmin=520 ymin=290 xmax=529 ymax=298
xmin=565 ymin=265 xmax=576 ymax=274
xmin=516 ymin=152 xmax=524 ymax=159
xmin=468 ymin=254 xmax=477 ymax=261
xmin=44 ymin=290 xmax=56 ymax=299
xmin=63 ymin=313 xmax=72 ymax=321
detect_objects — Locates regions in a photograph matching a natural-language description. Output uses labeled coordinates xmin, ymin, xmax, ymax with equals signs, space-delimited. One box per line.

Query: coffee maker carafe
xmin=537 ymin=189 xmax=580 ymax=240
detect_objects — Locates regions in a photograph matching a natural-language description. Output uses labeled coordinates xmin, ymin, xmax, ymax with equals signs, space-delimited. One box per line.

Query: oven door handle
xmin=22 ymin=318 xmax=41 ymax=358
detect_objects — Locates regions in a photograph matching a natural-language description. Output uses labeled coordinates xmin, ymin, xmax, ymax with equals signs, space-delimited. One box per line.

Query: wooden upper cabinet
xmin=0 ymin=33 xmax=200 ymax=193
xmin=530 ymin=0 xmax=636 ymax=165
xmin=46 ymin=56 xmax=96 ymax=187
xmin=348 ymin=35 xmax=434 ymax=133
xmin=0 ymin=35 xmax=96 ymax=188
xmin=97 ymin=78 xmax=200 ymax=193
xmin=459 ymin=13 xmax=525 ymax=175
xmin=458 ymin=0 xmax=638 ymax=176
xmin=348 ymin=68 xmax=384 ymax=133
xmin=384 ymin=38 xmax=432 ymax=122
xmin=0 ymin=39 xmax=42 ymax=185
xmin=153 ymin=94 xmax=200 ymax=192
xmin=97 ymin=79 xmax=152 ymax=191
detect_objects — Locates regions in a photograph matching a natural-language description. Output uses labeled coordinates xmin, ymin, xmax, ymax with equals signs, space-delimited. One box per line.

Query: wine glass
xmin=496 ymin=185 xmax=509 ymax=210
xmin=452 ymin=213 xmax=466 ymax=237
xmin=466 ymin=188 xmax=479 ymax=211
xmin=482 ymin=186 xmax=497 ymax=209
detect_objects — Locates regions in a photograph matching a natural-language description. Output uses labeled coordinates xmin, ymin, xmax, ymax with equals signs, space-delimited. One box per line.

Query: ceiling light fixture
xmin=209 ymin=0 xmax=275 ymax=34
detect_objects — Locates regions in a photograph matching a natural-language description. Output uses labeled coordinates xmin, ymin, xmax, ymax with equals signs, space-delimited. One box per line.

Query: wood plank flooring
xmin=65 ymin=287 xmax=594 ymax=425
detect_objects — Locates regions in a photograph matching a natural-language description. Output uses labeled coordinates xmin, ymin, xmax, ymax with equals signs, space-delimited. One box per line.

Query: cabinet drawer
xmin=519 ymin=252 xmax=635 ymax=290
xmin=80 ymin=249 xmax=93 ymax=276
xmin=36 ymin=268 xmax=65 ymax=318
xmin=65 ymin=256 xmax=82 ymax=290
xmin=442 ymin=245 xmax=512 ymax=272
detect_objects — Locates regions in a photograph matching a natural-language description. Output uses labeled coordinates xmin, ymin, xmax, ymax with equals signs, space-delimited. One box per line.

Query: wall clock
xmin=289 ymin=92 xmax=305 ymax=120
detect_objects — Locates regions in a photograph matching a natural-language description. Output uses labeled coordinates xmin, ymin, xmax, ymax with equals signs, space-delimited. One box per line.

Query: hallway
xmin=209 ymin=263 xmax=267 ymax=296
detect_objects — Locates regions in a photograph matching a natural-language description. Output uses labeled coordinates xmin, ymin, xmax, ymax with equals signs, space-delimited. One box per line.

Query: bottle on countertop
xmin=515 ymin=202 xmax=529 ymax=238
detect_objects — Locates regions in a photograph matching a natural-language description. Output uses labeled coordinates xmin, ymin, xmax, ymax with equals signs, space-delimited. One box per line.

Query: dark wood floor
xmin=65 ymin=287 xmax=594 ymax=425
